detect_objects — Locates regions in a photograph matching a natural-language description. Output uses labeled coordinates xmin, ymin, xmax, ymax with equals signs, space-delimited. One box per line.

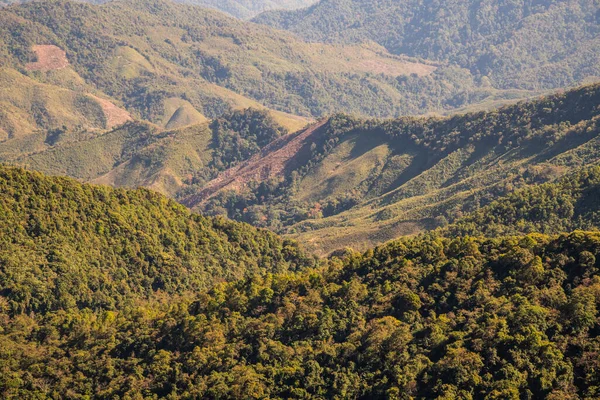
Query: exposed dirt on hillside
xmin=88 ymin=95 xmax=132 ymax=129
xmin=183 ymin=119 xmax=328 ymax=208
xmin=26 ymin=45 xmax=69 ymax=71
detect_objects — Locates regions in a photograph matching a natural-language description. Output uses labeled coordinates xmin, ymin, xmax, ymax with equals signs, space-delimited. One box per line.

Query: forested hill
xmin=2 ymin=177 xmax=600 ymax=398
xmin=255 ymin=0 xmax=600 ymax=91
xmin=446 ymin=165 xmax=600 ymax=238
xmin=0 ymin=165 xmax=316 ymax=315
xmin=191 ymin=83 xmax=600 ymax=254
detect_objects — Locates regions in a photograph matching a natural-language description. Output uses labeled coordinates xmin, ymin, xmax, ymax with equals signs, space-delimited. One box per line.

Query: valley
xmin=1 ymin=0 xmax=600 ymax=398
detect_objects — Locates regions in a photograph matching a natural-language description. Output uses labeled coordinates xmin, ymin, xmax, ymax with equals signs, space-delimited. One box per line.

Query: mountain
xmin=1 ymin=167 xmax=599 ymax=397
xmin=255 ymin=0 xmax=600 ymax=92
xmin=0 ymin=164 xmax=315 ymax=314
xmin=184 ymin=83 xmax=600 ymax=254
xmin=0 ymin=0 xmax=516 ymax=125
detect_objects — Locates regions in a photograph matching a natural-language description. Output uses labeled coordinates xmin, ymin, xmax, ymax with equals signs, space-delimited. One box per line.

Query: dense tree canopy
xmin=0 ymin=165 xmax=316 ymax=315
xmin=2 ymin=208 xmax=600 ymax=397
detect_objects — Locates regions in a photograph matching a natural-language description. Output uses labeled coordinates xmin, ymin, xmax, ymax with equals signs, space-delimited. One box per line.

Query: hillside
xmin=1 ymin=108 xmax=303 ymax=199
xmin=0 ymin=165 xmax=315 ymax=314
xmin=445 ymin=165 xmax=600 ymax=238
xmin=0 ymin=0 xmax=512 ymax=125
xmin=255 ymin=0 xmax=600 ymax=92
xmin=1 ymin=167 xmax=599 ymax=398
xmin=185 ymin=83 xmax=600 ymax=254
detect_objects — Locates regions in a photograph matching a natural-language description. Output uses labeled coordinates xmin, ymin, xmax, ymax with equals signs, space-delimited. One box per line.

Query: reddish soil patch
xmin=183 ymin=119 xmax=328 ymax=208
xmin=26 ymin=45 xmax=69 ymax=72
xmin=88 ymin=95 xmax=133 ymax=129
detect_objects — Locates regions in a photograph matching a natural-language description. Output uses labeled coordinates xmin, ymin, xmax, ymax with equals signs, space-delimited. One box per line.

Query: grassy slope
xmin=0 ymin=67 xmax=129 ymax=139
xmin=0 ymin=0 xmax=539 ymax=122
xmin=4 ymin=107 xmax=299 ymax=199
xmin=193 ymin=84 xmax=600 ymax=254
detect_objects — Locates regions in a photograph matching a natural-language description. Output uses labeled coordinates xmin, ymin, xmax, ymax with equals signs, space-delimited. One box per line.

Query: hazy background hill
xmin=0 ymin=0 xmax=520 ymax=125
xmin=255 ymin=0 xmax=600 ymax=92
xmin=1 ymin=0 xmax=318 ymax=18
xmin=181 ymin=0 xmax=317 ymax=19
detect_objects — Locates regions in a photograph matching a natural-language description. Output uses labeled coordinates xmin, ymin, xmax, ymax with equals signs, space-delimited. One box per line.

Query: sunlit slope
xmin=0 ymin=0 xmax=537 ymax=122
xmin=192 ymin=84 xmax=600 ymax=254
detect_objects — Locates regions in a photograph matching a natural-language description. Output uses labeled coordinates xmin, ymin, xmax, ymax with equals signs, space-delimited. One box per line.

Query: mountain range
xmin=255 ymin=0 xmax=600 ymax=92
xmin=6 ymin=82 xmax=598 ymax=255
xmin=2 ymin=0 xmax=600 ymax=398
xmin=0 ymin=0 xmax=518 ymax=127
xmin=0 ymin=0 xmax=598 ymax=254
xmin=184 ymin=83 xmax=600 ymax=254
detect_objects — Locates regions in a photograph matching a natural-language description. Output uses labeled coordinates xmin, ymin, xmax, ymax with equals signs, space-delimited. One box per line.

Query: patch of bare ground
xmin=183 ymin=119 xmax=328 ymax=208
xmin=88 ymin=95 xmax=132 ymax=129
xmin=26 ymin=45 xmax=69 ymax=72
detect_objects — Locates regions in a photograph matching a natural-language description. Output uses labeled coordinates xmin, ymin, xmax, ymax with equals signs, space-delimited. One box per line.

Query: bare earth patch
xmin=26 ymin=45 xmax=69 ymax=72
xmin=88 ymin=95 xmax=133 ymax=129
xmin=183 ymin=119 xmax=328 ymax=208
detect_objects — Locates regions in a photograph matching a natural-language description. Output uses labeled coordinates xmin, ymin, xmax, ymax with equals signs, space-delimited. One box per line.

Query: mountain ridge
xmin=192 ymin=83 xmax=600 ymax=254
xmin=255 ymin=0 xmax=600 ymax=92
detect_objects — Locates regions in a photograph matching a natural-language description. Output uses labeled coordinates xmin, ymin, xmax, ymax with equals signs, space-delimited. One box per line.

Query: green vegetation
xmin=1 ymin=168 xmax=599 ymax=398
xmin=0 ymin=165 xmax=315 ymax=315
xmin=0 ymin=0 xmax=542 ymax=127
xmin=255 ymin=0 xmax=600 ymax=92
xmin=193 ymin=83 xmax=600 ymax=254
xmin=210 ymin=108 xmax=286 ymax=170
xmin=2 ymin=3 xmax=600 ymax=398
xmin=446 ymin=166 xmax=600 ymax=237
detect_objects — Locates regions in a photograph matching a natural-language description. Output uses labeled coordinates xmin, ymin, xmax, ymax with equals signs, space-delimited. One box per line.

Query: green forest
xmin=1 ymin=165 xmax=600 ymax=398
xmin=1 ymin=0 xmax=600 ymax=398
xmin=0 ymin=166 xmax=315 ymax=315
